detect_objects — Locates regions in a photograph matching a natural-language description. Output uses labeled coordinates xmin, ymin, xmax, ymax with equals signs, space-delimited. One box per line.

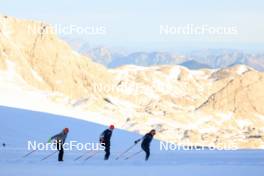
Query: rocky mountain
xmin=0 ymin=15 xmax=114 ymax=99
xmin=180 ymin=60 xmax=211 ymax=69
xmin=1 ymin=15 xmax=264 ymax=149
xmin=84 ymin=47 xmax=112 ymax=66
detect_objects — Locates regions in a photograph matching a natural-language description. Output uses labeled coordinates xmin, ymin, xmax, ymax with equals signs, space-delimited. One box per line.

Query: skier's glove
xmin=134 ymin=139 xmax=140 ymax=144
xmin=47 ymin=138 xmax=52 ymax=143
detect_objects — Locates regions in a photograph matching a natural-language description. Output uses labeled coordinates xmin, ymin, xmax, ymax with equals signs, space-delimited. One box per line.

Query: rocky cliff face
xmin=197 ymin=69 xmax=264 ymax=117
xmin=1 ymin=15 xmax=264 ymax=148
xmin=0 ymin=15 xmax=112 ymax=99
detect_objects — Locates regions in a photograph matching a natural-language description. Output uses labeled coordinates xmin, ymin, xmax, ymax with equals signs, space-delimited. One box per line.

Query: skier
xmin=48 ymin=128 xmax=69 ymax=162
xmin=134 ymin=129 xmax=156 ymax=161
xmin=99 ymin=125 xmax=115 ymax=160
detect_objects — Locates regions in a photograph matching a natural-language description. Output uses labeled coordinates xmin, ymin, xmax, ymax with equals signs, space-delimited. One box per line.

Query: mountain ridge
xmin=69 ymin=41 xmax=264 ymax=71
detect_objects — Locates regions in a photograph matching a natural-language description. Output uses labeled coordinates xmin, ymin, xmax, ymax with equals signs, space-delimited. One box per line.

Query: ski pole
xmin=41 ymin=150 xmax=58 ymax=161
xmin=74 ymin=150 xmax=93 ymax=161
xmin=22 ymin=149 xmax=37 ymax=158
xmin=23 ymin=142 xmax=51 ymax=158
xmin=83 ymin=150 xmax=101 ymax=161
xmin=124 ymin=150 xmax=142 ymax=160
xmin=115 ymin=143 xmax=137 ymax=160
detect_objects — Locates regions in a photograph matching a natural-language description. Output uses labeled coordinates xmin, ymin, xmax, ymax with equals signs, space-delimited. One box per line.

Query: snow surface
xmin=236 ymin=65 xmax=249 ymax=75
xmin=1 ymin=106 xmax=264 ymax=176
xmin=31 ymin=69 xmax=44 ymax=82
xmin=0 ymin=68 xmax=118 ymax=128
xmin=169 ymin=67 xmax=181 ymax=79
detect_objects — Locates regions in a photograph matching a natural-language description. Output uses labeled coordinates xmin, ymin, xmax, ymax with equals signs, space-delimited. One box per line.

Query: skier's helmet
xmin=150 ymin=129 xmax=156 ymax=135
xmin=63 ymin=128 xmax=69 ymax=133
xmin=109 ymin=124 xmax=115 ymax=130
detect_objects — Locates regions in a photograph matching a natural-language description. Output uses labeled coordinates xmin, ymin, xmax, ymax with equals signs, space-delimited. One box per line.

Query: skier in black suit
xmin=134 ymin=129 xmax=156 ymax=161
xmin=100 ymin=125 xmax=115 ymax=160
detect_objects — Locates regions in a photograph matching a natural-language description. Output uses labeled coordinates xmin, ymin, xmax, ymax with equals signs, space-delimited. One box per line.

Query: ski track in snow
xmin=1 ymin=106 xmax=264 ymax=176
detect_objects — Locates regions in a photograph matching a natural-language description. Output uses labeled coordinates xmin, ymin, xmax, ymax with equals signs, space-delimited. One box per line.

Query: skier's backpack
xmin=99 ymin=131 xmax=105 ymax=144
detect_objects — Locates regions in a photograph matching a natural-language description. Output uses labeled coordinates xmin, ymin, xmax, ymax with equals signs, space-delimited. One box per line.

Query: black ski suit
xmin=141 ymin=133 xmax=154 ymax=161
xmin=100 ymin=129 xmax=112 ymax=160
xmin=51 ymin=131 xmax=68 ymax=161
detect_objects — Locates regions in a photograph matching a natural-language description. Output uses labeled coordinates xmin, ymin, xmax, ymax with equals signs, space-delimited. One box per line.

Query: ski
xmin=124 ymin=150 xmax=142 ymax=160
xmin=22 ymin=149 xmax=37 ymax=158
xmin=74 ymin=150 xmax=93 ymax=161
xmin=115 ymin=143 xmax=137 ymax=160
xmin=41 ymin=150 xmax=58 ymax=161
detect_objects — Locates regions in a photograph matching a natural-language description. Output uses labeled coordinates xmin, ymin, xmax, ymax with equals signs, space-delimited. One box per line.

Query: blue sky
xmin=0 ymin=0 xmax=263 ymax=52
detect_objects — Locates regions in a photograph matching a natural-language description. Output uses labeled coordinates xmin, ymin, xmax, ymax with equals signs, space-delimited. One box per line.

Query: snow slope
xmin=1 ymin=106 xmax=264 ymax=176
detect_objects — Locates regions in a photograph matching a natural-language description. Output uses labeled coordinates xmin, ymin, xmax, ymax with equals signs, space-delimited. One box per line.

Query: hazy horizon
xmin=0 ymin=0 xmax=264 ymax=52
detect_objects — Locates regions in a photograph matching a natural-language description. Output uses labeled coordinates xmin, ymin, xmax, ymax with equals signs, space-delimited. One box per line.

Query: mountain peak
xmin=0 ymin=15 xmax=111 ymax=99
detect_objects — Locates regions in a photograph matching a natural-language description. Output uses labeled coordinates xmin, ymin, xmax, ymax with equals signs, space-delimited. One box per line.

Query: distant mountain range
xmin=187 ymin=49 xmax=264 ymax=71
xmin=64 ymin=40 xmax=264 ymax=71
xmin=78 ymin=46 xmax=186 ymax=68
